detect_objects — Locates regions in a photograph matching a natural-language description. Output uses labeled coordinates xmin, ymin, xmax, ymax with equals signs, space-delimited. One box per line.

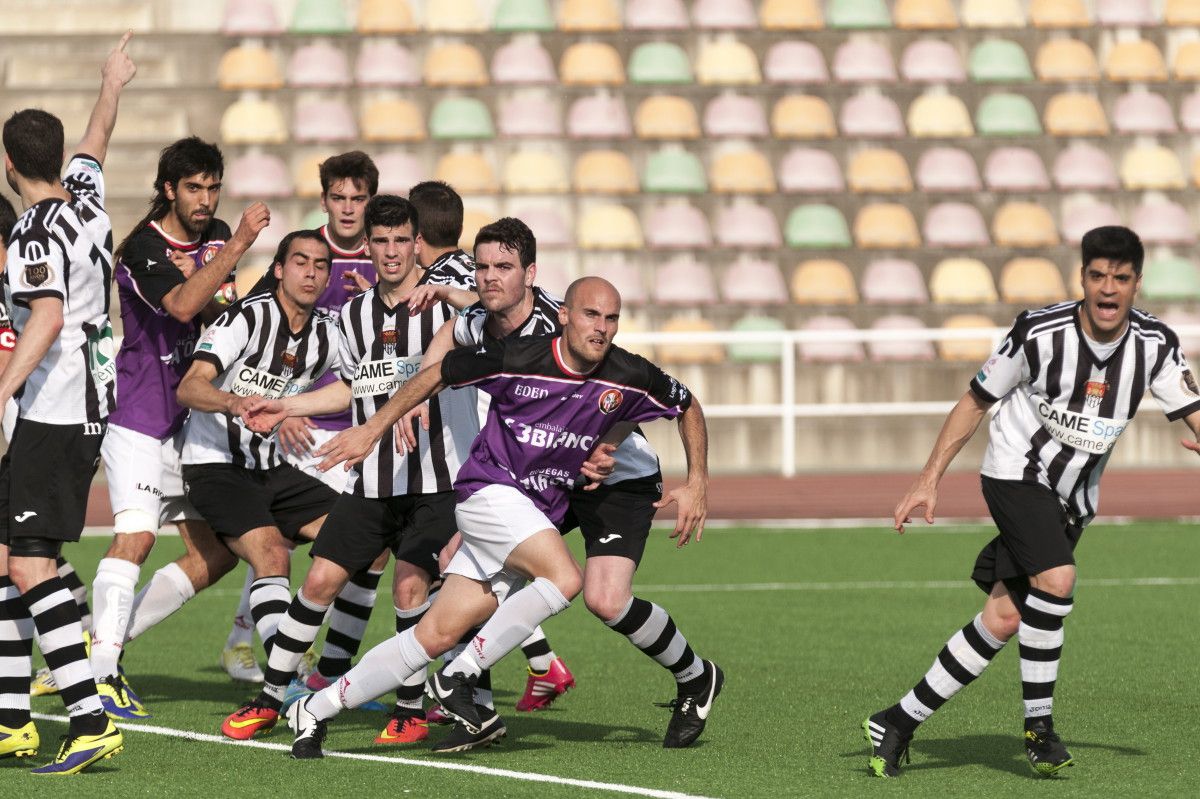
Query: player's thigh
xmin=183 ymin=463 xmax=275 ymax=540
xmin=393 ymin=491 xmax=458 ymax=589
xmin=454 ymin=484 xmax=574 ymax=586
xmin=5 ymin=420 xmax=103 ymax=546
xmin=310 ymin=492 xmax=393 ymax=581
xmin=266 ymin=464 xmax=339 ymax=543
xmin=571 ymin=476 xmax=658 ymax=566
xmin=103 ymin=424 xmax=170 ymax=536
xmin=224 ymin=525 xmax=292 ymax=575
xmin=506 ymin=529 xmax=581 ymax=594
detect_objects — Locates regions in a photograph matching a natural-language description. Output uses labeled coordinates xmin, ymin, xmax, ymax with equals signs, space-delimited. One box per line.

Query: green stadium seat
xmin=300 ymin=207 xmax=328 ymax=230
xmin=977 ymin=93 xmax=1042 ymax=136
xmin=969 ymin=39 xmax=1033 ymax=83
xmin=290 ymin=0 xmax=350 ymax=33
xmin=628 ymin=42 xmax=693 ymax=84
xmin=827 ymin=0 xmax=891 ymax=29
xmin=642 ymin=148 xmax=707 ymax=193
xmin=1142 ymin=256 xmax=1200 ymax=300
xmin=728 ymin=315 xmax=786 ymax=363
xmin=493 ymin=0 xmax=555 ymax=31
xmin=785 ymin=204 xmax=852 ymax=248
xmin=429 ymin=97 xmax=495 ymax=139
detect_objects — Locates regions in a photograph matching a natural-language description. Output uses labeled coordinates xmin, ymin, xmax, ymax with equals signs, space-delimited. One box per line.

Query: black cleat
xmin=660 ymin=660 xmax=724 ymax=748
xmin=286 ymin=696 xmax=328 ymax=760
xmin=863 ymin=710 xmax=912 ymax=778
xmin=431 ymin=704 xmax=507 ymax=753
xmin=427 ymin=670 xmax=481 ymax=733
xmin=1025 ymin=720 xmax=1074 ymax=777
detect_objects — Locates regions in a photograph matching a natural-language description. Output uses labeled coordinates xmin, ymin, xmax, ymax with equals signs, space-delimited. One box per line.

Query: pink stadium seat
xmin=715 ymin=201 xmax=782 ymax=248
xmin=491 ymin=37 xmax=557 ymax=84
xmin=355 ymin=40 xmax=419 ymax=86
xmin=1053 ymin=142 xmax=1119 ymax=190
xmin=1060 ymin=198 xmax=1122 ymax=244
xmin=840 ymin=91 xmax=905 ymax=137
xmin=1178 ymin=90 xmax=1200 ymax=133
xmin=704 ymin=94 xmax=768 ymax=137
xmin=292 ymin=98 xmax=357 ymax=142
xmin=1113 ymin=90 xmax=1176 ymax=134
xmin=584 ymin=255 xmax=646 ymax=301
xmin=653 ymin=255 xmax=718 ymax=305
xmin=721 ymin=255 xmax=787 ymax=304
xmin=924 ymin=202 xmax=990 ymax=247
xmin=984 ymin=147 xmax=1050 ymax=192
xmin=778 ymin=147 xmax=845 ymax=193
xmin=567 ymin=93 xmax=631 ymax=138
xmin=800 ymin=316 xmax=864 ymax=363
xmin=247 ymin=207 xmax=292 ymax=257
xmin=288 ymin=41 xmax=350 ymax=87
xmin=1096 ymin=0 xmax=1156 ymax=25
xmin=915 ymin=147 xmax=981 ymax=192
xmin=861 ymin=258 xmax=929 ymax=304
xmin=1158 ymin=308 xmax=1200 ymax=354
xmin=223 ymin=0 xmax=283 ymax=35
xmin=764 ymin=41 xmax=828 ymax=84
xmin=1131 ymin=198 xmax=1196 ymax=245
xmin=693 ymin=0 xmax=756 ymax=28
xmin=375 ymin=151 xmax=426 ymax=194
xmin=645 ymin=203 xmax=712 ymax=249
xmin=226 ymin=152 xmax=292 ymax=198
xmin=901 ymin=38 xmax=966 ymax=83
xmin=833 ymin=38 xmax=897 ymax=83
xmin=625 ymin=0 xmax=689 ymax=29
xmin=513 ymin=206 xmax=573 ymax=248
xmin=869 ymin=315 xmax=935 ymax=361
xmin=497 ymin=93 xmax=562 ymax=137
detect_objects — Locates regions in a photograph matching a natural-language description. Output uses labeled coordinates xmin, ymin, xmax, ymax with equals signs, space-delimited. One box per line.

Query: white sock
xmin=446 ymin=578 xmax=570 ymax=678
xmin=307 ymin=628 xmax=431 ymax=721
xmin=89 ymin=558 xmax=140 ymax=679
xmin=125 ymin=562 xmax=195 ymax=643
xmin=225 ymin=568 xmax=256 ymax=649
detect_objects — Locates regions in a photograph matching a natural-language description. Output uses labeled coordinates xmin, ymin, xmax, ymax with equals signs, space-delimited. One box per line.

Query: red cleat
xmin=425 ymin=704 xmax=453 ymax=725
xmin=374 ymin=709 xmax=428 ymax=744
xmin=221 ymin=699 xmax=279 ymax=740
xmin=516 ymin=657 xmax=575 ymax=712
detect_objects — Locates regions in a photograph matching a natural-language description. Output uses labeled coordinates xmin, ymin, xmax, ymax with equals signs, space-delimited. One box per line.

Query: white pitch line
xmin=30 ymin=713 xmax=717 ymax=799
xmin=631 ymin=576 xmax=1200 ymax=593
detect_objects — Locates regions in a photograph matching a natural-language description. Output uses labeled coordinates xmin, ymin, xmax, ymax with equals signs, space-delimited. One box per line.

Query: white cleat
xmin=220 ymin=643 xmax=265 ymax=684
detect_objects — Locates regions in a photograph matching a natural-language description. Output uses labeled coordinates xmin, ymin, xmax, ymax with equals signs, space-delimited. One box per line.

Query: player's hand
xmin=102 ymin=32 xmax=137 ymax=88
xmin=400 ymin=284 xmax=449 ymax=315
xmin=438 ymin=532 xmax=463 ymax=575
xmin=344 ymin=270 xmax=373 ymax=293
xmin=316 ymin=422 xmax=382 ymax=472
xmin=227 ymin=393 xmax=264 ymax=421
xmin=241 ymin=396 xmax=287 ymax=432
xmin=893 ymin=476 xmax=937 ymax=534
xmin=654 ymin=479 xmax=707 ymax=547
xmin=1181 ymin=437 xmax=1200 ymax=456
xmin=167 ymin=248 xmax=196 ymax=279
xmin=278 ymin=416 xmax=317 ymax=457
xmin=579 ymin=442 xmax=617 ymax=490
xmin=395 ymin=402 xmax=430 ymax=454
xmin=232 ymin=202 xmax=271 ymax=248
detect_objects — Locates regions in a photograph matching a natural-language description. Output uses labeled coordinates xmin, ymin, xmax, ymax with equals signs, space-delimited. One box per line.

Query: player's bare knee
xmin=303 ymin=560 xmax=348 ymax=605
xmin=982 ymin=606 xmax=1021 ymax=640
xmin=391 ymin=567 xmax=430 ymax=610
xmin=1032 ymin=566 xmax=1076 ymax=599
xmin=583 ymin=583 xmax=629 ymax=621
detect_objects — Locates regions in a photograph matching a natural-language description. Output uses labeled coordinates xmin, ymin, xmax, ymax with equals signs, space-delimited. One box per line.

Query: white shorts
xmin=283 ymin=426 xmax=351 ymax=493
xmin=102 ymin=423 xmax=199 ymax=529
xmin=446 ymin=484 xmax=556 ymax=582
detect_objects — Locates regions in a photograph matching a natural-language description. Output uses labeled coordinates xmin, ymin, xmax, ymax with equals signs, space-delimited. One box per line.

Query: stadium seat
xmin=833 ymin=38 xmax=897 ymax=83
xmin=1106 ymin=40 xmax=1168 ymax=82
xmin=426 ymin=0 xmax=486 ymax=31
xmin=429 ymin=97 xmax=494 ymax=139
xmin=493 ymin=0 xmax=554 ymax=31
xmin=1159 ymin=308 xmax=1200 ymax=356
xmin=574 ymin=150 xmax=638 ymax=194
xmin=436 ymin=152 xmax=498 ymax=195
xmin=460 ymin=210 xmax=493 ymax=249
xmin=355 ymin=41 xmax=419 ymax=86
xmin=1142 ymin=256 xmax=1200 ymax=300
xmin=785 ymin=205 xmax=852 ymax=248
xmin=568 ymin=93 xmax=631 ymax=138
xmin=560 ymin=42 xmax=624 ymax=85
xmin=847 ymin=148 xmax=912 ymax=193
xmin=1131 ymin=199 xmax=1195 ymax=245
xmin=559 ymin=0 xmax=621 ymax=31
xmin=969 ymin=39 xmax=1034 ymax=83
xmin=827 ymin=0 xmax=891 ymax=29
xmin=901 ymin=39 xmax=966 ymax=83
xmin=855 ymin=203 xmax=920 ymax=249
xmin=628 ymin=42 xmax=693 ymax=84
xmin=1112 ymin=90 xmax=1176 ymax=134
xmin=1121 ymin=144 xmax=1185 ymax=190
xmin=961 ymin=0 xmax=1024 ymax=28
xmin=290 ymin=0 xmax=350 ymax=33
xmin=220 ymin=97 xmax=287 ymax=144
xmin=658 ymin=316 xmax=723 ymax=365
xmin=645 ymin=202 xmax=712 ymax=248
xmin=1191 ymin=153 xmax=1200 ymax=188
xmin=635 ymin=95 xmax=700 ymax=139
xmin=1044 ymin=92 xmax=1109 ymax=136
xmin=869 ymin=316 xmax=935 ymax=362
xmin=217 ymin=45 xmax=282 ymax=90
xmin=1166 ymin=0 xmax=1200 ymax=25
xmin=977 ymin=93 xmax=1041 ymax=136
xmin=642 ymin=148 xmax=707 ymax=193
xmin=1174 ymin=41 xmax=1200 ymax=80
xmin=894 ymin=0 xmax=957 ymax=30
xmin=696 ymin=40 xmax=761 ymax=85
xmin=497 ymin=93 xmax=562 ymax=137
xmin=222 ymin=0 xmax=282 ymax=35
xmin=727 ymin=314 xmax=787 ymax=363
xmin=1180 ymin=89 xmax=1200 ymax=133
xmin=1035 ymin=39 xmax=1099 ymax=82
xmin=611 ymin=313 xmax=655 ymax=360
xmin=915 ymin=147 xmax=981 ymax=192
xmin=994 ymin=202 xmax=1059 ymax=248
xmin=1060 ymin=198 xmax=1122 ymax=244
xmin=799 ymin=316 xmax=865 ymax=363
xmin=693 ymin=0 xmax=756 ymax=28
xmin=503 ymin=150 xmax=567 ymax=194
xmin=772 ymin=95 xmax=836 ymax=139
xmin=375 ymin=151 xmax=426 ymax=194
xmin=653 ymin=255 xmax=718 ymax=305
xmin=582 ymin=254 xmax=645 ymax=301
xmin=360 ymin=98 xmax=426 ymax=141
xmin=924 ymin=203 xmax=990 ymax=247
xmin=841 ymin=91 xmax=905 ymax=138
xmin=1096 ymin=0 xmax=1157 ymax=26
xmin=761 ymin=0 xmax=823 ymax=30
xmin=247 ymin=203 xmax=294 ymax=255
xmin=861 ymin=258 xmax=929 ymax=304
xmin=293 ymin=98 xmax=356 ymax=142
xmin=907 ymin=92 xmax=973 ymax=138
xmin=999 ymin=258 xmax=1066 ymax=304
xmin=716 ymin=202 xmax=782 ymax=248
xmin=509 ymin=205 xmax=569 ymax=248
xmin=984 ymin=147 xmax=1049 ymax=192
xmin=293 ymin=151 xmax=336 ymax=198
xmin=938 ymin=315 xmax=998 ymax=362
xmin=704 ymin=94 xmax=768 ymax=138
xmin=778 ymin=147 xmax=845 ymax=193
xmin=930 ymin=258 xmax=997 ymax=303
xmin=357 ymin=0 xmax=416 ymax=32
xmin=491 ymin=37 xmax=556 ymax=84
xmin=1053 ymin=142 xmax=1119 ymax=190
xmin=791 ymin=259 xmax=858 ymax=304
xmin=711 ymin=149 xmax=775 ymax=194
xmin=287 ymin=41 xmax=350 ymax=87
xmin=226 ymin=152 xmax=291 ymax=198
xmin=625 ymin=0 xmax=688 ymax=30
xmin=764 ymin=41 xmax=828 ymax=84
xmin=424 ymin=42 xmax=488 ymax=87
xmin=1029 ymin=0 xmax=1090 ymax=28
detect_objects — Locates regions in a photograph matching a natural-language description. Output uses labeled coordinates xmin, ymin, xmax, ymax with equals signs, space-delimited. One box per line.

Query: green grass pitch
xmin=9 ymin=521 xmax=1199 ymax=797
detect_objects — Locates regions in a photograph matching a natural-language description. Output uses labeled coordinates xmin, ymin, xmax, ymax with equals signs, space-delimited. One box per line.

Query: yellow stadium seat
xmin=711 ymin=149 xmax=776 ymax=193
xmin=503 ymin=150 xmax=568 ymax=193
xmin=574 ymin=150 xmax=638 ymax=194
xmin=578 ymin=204 xmax=644 ymax=249
xmin=1044 ymin=92 xmax=1109 ymax=136
xmin=435 ymin=152 xmax=498 ymax=195
xmin=1166 ymin=0 xmax=1200 ymax=25
xmin=1122 ymin=144 xmax=1186 ymax=190
xmin=993 ymin=202 xmax=1059 ymax=248
xmin=790 ymin=259 xmax=858 ymax=305
xmin=559 ymin=0 xmax=620 ymax=31
xmin=1000 ymin=258 xmax=1066 ymax=303
xmin=360 ymin=98 xmax=425 ymax=141
xmin=938 ymin=315 xmax=998 ymax=362
xmin=1105 ymin=40 xmax=1168 ymax=82
xmin=847 ymin=148 xmax=912 ymax=192
xmin=218 ymin=45 xmax=282 ymax=90
xmin=894 ymin=0 xmax=957 ymax=30
xmin=560 ymin=42 xmax=624 ymax=85
xmin=854 ymin=204 xmax=920 ymax=248
xmin=220 ymin=97 xmax=287 ymax=144
xmin=760 ymin=0 xmax=822 ymax=29
xmin=635 ymin=95 xmax=700 ymax=139
xmin=1030 ymin=0 xmax=1090 ymax=28
xmin=424 ymin=42 xmax=488 ymax=86
xmin=1174 ymin=41 xmax=1200 ymax=80
xmin=658 ymin=316 xmax=724 ymax=365
xmin=459 ymin=209 xmax=492 ymax=250
xmin=1035 ymin=39 xmax=1099 ymax=82
xmin=696 ymin=40 xmax=761 ymax=85
xmin=1191 ymin=152 xmax=1200 ymax=187
xmin=772 ymin=95 xmax=836 ymax=139
xmin=930 ymin=258 xmax=998 ymax=303
xmin=961 ymin=0 xmax=1024 ymax=27
xmin=426 ymin=0 xmax=486 ymax=32
xmin=907 ymin=93 xmax=973 ymax=137
xmin=357 ymin=0 xmax=416 ymax=32
xmin=293 ymin=151 xmax=337 ymax=198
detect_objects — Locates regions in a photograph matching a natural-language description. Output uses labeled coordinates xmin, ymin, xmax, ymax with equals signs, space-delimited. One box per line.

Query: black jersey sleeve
xmin=120 ymin=229 xmax=186 ymax=311
xmin=440 ymin=337 xmax=509 ymax=388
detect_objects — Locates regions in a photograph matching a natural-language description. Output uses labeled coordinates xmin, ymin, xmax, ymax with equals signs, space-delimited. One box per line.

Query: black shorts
xmin=182 ymin=463 xmax=337 ymax=542
xmin=311 ymin=490 xmax=457 ymax=579
xmin=972 ymin=476 xmax=1084 ymax=595
xmin=0 ymin=418 xmax=105 ymax=546
xmin=561 ymin=473 xmax=661 ymax=566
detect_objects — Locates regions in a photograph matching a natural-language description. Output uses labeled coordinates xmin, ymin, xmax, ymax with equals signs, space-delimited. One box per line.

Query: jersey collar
xmin=320 ymin=224 xmax=367 ymax=258
xmin=1073 ymin=301 xmax=1131 ymax=368
xmin=149 ymin=220 xmax=200 ymax=250
xmin=552 ymin=337 xmax=600 ymax=378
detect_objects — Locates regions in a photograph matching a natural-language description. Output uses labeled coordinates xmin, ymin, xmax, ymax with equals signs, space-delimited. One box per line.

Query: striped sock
xmin=261 ymin=591 xmax=329 ymax=707
xmin=248 ymin=576 xmax=291 ymax=655
xmin=316 ymin=568 xmax=382 ymax=678
xmin=393 ymin=601 xmax=429 ymax=712
xmin=606 ymin=597 xmax=705 ymax=686
xmin=0 ymin=577 xmax=34 ymax=728
xmin=22 ymin=577 xmax=103 ymax=719
xmin=56 ymin=557 xmax=91 ymax=633
xmin=1019 ymin=589 xmax=1073 ymax=728
xmin=520 ymin=626 xmax=556 ymax=673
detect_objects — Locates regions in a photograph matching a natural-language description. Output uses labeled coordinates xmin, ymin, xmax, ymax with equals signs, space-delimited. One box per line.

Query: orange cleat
xmin=221 ymin=699 xmax=279 ymax=740
xmin=374 ymin=709 xmax=428 ymax=744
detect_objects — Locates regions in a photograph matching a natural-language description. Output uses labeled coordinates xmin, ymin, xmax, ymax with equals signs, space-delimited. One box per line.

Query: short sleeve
xmin=62 ymin=154 xmax=105 ymax=205
xmin=968 ymin=317 xmax=1030 ymax=404
xmin=440 ymin=338 xmax=507 ymax=391
xmin=614 ymin=356 xmax=692 ymax=425
xmin=193 ymin=306 xmax=251 ymax=373
xmin=120 ymin=233 xmax=186 ymax=311
xmin=1149 ymin=339 xmax=1200 ymax=421
xmin=9 ymin=226 xmax=67 ymax=305
xmin=453 ymin=305 xmax=486 ymax=347
xmin=422 ymin=258 xmax=476 ymax=291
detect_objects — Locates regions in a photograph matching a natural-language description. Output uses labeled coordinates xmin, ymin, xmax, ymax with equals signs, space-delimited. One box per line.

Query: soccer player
xmin=86 ymin=137 xmax=270 ymax=717
xmin=0 ymin=33 xmax=134 ymax=774
xmin=864 ymin=226 xmax=1200 ymax=778
xmin=270 ymin=276 xmax=711 ymax=759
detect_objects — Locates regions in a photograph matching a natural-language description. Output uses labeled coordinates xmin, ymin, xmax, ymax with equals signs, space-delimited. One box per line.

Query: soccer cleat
xmin=661 ymin=661 xmax=724 ymax=749
xmin=280 ymin=678 xmax=313 ymax=714
xmin=430 ymin=705 xmax=507 ymax=754
xmin=427 ymin=671 xmax=482 ymax=733
xmin=221 ymin=643 xmax=265 ymax=684
xmin=296 ymin=649 xmax=319 ymax=682
xmin=0 ymin=721 xmax=39 ymax=759
xmin=1025 ymin=720 xmax=1074 ymax=777
xmin=117 ymin=666 xmax=148 ymax=715
xmin=30 ymin=719 xmax=123 ymax=775
xmin=30 ymin=666 xmax=58 ymax=697
xmin=287 ymin=695 xmax=328 ymax=759
xmin=515 ymin=657 xmax=576 ymax=712
xmin=97 ymin=674 xmax=150 ymax=720
xmin=304 ymin=669 xmax=334 ymax=692
xmin=374 ymin=708 xmax=428 ymax=744
xmin=863 ymin=710 xmax=912 ymax=778
xmin=425 ymin=704 xmax=453 ymax=725
xmin=221 ymin=699 xmax=279 ymax=740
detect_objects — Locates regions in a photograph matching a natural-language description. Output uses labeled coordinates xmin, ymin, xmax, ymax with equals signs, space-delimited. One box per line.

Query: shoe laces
xmin=655 ymin=696 xmax=695 ymax=716
xmin=101 ymin=675 xmax=129 ymax=705
xmin=235 ymin=699 xmax=269 ymax=717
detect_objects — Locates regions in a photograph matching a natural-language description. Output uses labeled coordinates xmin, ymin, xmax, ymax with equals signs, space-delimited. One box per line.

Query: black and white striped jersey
xmin=421 ymin=249 xmax=476 ymax=291
xmin=183 ymin=293 xmax=339 ymax=469
xmin=971 ymin=301 xmax=1200 ymax=523
xmin=453 ymin=286 xmax=663 ymax=484
xmin=336 ymin=288 xmax=478 ymax=498
xmin=3 ymin=154 xmax=115 ymax=424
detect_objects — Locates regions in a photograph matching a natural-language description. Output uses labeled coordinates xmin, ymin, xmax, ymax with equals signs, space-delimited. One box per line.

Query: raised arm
xmin=72 ymin=32 xmax=137 ymax=166
xmin=653 ymin=399 xmax=710 ymax=547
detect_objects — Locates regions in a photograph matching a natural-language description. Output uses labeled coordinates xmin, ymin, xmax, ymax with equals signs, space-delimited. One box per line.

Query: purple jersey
xmin=440 ymin=336 xmax=691 ymax=524
xmin=109 ymin=219 xmax=231 ymax=439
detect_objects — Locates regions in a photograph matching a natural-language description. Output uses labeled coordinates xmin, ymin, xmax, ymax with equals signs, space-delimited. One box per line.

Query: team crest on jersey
xmin=1183 ymin=369 xmax=1199 ymax=396
xmin=280 ymin=350 xmax=297 ymax=380
xmin=22 ymin=262 xmax=51 ymax=288
xmin=381 ymin=327 xmax=397 ymax=356
xmin=598 ymin=388 xmax=623 ymax=415
xmin=1084 ymin=380 xmax=1108 ymax=409
xmin=201 ymin=243 xmax=220 ymax=265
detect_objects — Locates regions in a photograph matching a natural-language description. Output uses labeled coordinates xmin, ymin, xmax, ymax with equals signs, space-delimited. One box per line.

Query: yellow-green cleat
xmin=31 ymin=719 xmax=123 ymax=775
xmin=30 ymin=667 xmax=58 ymax=697
xmin=1025 ymin=721 xmax=1074 ymax=777
xmin=0 ymin=721 xmax=39 ymax=759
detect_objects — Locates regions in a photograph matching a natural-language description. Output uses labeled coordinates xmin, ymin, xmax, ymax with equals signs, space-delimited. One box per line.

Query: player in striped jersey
xmin=865 ymin=226 xmax=1200 ymax=778
xmin=0 ymin=33 xmax=134 ymax=774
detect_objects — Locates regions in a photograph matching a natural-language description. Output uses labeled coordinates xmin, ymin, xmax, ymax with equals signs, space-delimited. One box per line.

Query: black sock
xmin=68 ymin=709 xmax=108 ymax=737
